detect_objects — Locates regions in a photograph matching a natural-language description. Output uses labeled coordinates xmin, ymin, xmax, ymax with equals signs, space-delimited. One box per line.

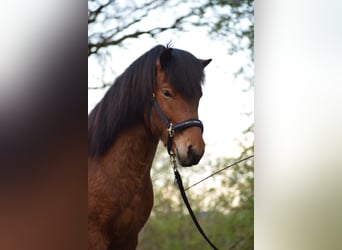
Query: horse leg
xmin=88 ymin=226 xmax=110 ymax=250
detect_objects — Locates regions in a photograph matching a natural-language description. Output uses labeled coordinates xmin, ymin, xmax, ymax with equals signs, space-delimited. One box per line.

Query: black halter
xmin=149 ymin=95 xmax=204 ymax=155
xmin=148 ymin=95 xmax=219 ymax=250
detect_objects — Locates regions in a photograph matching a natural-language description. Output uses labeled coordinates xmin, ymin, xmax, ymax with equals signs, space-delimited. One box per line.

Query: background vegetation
xmin=88 ymin=0 xmax=254 ymax=249
xmin=138 ymin=141 xmax=253 ymax=250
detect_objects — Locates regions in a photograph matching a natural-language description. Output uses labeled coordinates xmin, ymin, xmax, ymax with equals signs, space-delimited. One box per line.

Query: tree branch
xmin=88 ymin=0 xmax=114 ymax=24
xmin=88 ymin=9 xmax=194 ymax=57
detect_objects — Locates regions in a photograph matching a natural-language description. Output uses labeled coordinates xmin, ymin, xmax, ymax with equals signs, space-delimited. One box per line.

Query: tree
xmin=88 ymin=0 xmax=254 ymax=62
xmin=88 ymin=0 xmax=194 ymax=57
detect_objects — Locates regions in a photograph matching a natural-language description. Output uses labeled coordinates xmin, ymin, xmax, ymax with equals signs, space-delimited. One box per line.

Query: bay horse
xmin=88 ymin=45 xmax=211 ymax=250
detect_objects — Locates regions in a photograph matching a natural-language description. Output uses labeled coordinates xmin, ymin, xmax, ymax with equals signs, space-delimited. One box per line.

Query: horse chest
xmin=115 ymin=179 xmax=153 ymax=232
xmin=107 ymin=173 xmax=153 ymax=249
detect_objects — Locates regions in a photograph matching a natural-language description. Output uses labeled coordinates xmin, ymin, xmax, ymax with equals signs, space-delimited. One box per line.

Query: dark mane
xmin=88 ymin=45 xmax=206 ymax=157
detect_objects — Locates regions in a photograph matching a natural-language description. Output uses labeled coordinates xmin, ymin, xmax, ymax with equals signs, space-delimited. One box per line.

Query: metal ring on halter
xmin=167 ymin=123 xmax=174 ymax=138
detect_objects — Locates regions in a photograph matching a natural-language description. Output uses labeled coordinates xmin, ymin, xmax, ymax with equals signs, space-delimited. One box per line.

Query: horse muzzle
xmin=176 ymin=143 xmax=204 ymax=167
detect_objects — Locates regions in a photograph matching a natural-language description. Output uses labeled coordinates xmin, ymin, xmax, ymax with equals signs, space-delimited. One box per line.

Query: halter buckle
xmin=167 ymin=123 xmax=174 ymax=138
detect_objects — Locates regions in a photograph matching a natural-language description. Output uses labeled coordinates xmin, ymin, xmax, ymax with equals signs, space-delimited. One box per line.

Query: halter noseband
xmin=149 ymin=94 xmax=204 ymax=155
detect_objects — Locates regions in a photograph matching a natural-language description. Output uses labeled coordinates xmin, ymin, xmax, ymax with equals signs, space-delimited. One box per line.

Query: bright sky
xmin=88 ymin=12 xmax=254 ymax=161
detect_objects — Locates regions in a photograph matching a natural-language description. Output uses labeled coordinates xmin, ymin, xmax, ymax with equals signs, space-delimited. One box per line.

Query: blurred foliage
xmin=193 ymin=0 xmax=254 ymax=60
xmin=88 ymin=0 xmax=253 ymax=61
xmin=137 ymin=139 xmax=254 ymax=250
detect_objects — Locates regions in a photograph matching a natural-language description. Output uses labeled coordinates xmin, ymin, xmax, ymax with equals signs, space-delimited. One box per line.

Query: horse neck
xmin=92 ymin=122 xmax=159 ymax=179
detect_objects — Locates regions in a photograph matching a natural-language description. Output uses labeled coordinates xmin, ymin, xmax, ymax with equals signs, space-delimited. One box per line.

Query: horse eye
xmin=162 ymin=90 xmax=172 ymax=98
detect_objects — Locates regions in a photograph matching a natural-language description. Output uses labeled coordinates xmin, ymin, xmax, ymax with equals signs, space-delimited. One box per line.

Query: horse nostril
xmin=187 ymin=145 xmax=200 ymax=164
xmin=188 ymin=145 xmax=194 ymax=157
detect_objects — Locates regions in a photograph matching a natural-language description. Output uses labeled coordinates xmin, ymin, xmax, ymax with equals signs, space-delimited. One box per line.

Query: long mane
xmin=88 ymin=45 xmax=206 ymax=158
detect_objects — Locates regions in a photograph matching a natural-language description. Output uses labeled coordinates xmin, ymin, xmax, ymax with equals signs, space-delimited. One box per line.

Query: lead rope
xmin=170 ymin=154 xmax=219 ymax=250
xmin=152 ymin=95 xmax=218 ymax=249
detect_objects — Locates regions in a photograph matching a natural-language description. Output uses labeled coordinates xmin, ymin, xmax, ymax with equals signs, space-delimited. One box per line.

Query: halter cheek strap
xmin=149 ymin=96 xmax=204 ymax=155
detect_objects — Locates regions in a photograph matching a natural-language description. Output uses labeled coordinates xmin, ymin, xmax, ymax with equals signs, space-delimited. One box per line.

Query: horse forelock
xmin=162 ymin=48 xmax=205 ymax=101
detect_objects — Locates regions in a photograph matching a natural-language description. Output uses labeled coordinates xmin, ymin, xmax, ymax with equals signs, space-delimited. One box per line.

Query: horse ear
xmin=199 ymin=59 xmax=212 ymax=68
xmin=159 ymin=48 xmax=173 ymax=68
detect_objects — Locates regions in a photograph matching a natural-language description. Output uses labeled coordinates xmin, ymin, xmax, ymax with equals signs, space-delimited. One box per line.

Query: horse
xmin=88 ymin=45 xmax=211 ymax=250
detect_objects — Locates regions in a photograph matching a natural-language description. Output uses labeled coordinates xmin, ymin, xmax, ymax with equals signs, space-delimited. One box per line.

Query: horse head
xmin=147 ymin=47 xmax=211 ymax=166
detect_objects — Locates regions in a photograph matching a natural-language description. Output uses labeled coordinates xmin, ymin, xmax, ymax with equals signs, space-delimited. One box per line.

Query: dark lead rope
xmin=151 ymin=95 xmax=219 ymax=249
xmin=171 ymin=156 xmax=219 ymax=250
